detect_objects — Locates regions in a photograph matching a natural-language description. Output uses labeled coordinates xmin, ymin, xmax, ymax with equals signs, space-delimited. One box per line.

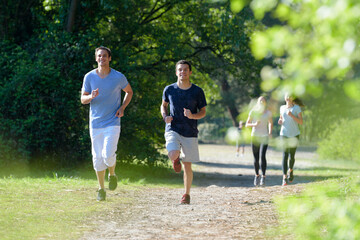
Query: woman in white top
xmin=246 ymin=96 xmax=273 ymax=187
xmin=278 ymin=93 xmax=304 ymax=186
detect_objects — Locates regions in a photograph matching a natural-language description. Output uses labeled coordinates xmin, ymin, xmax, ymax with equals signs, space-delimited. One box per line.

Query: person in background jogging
xmin=246 ymin=96 xmax=273 ymax=187
xmin=278 ymin=93 xmax=304 ymax=186
xmin=160 ymin=60 xmax=207 ymax=204
xmin=236 ymin=121 xmax=245 ymax=157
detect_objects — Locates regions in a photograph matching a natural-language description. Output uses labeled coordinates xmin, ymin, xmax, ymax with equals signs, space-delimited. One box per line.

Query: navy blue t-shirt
xmin=162 ymin=83 xmax=207 ymax=137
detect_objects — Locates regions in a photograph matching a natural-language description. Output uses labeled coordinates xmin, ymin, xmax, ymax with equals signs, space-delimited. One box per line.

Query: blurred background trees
xmin=230 ymin=0 xmax=360 ymax=161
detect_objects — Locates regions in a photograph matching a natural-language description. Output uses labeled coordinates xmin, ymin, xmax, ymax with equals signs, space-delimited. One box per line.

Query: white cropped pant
xmin=90 ymin=125 xmax=121 ymax=171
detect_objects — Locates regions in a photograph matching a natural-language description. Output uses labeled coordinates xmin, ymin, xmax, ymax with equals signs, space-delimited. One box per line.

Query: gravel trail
xmin=81 ymin=144 xmax=318 ymax=240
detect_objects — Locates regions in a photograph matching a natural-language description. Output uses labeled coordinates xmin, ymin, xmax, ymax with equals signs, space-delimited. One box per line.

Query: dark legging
xmin=251 ymin=136 xmax=268 ymax=176
xmin=281 ymin=135 xmax=299 ymax=175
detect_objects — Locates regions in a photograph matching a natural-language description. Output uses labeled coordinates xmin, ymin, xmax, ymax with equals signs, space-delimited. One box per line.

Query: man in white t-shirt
xmin=81 ymin=46 xmax=133 ymax=201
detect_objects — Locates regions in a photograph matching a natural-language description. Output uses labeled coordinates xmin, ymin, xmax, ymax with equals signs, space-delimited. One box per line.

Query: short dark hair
xmin=95 ymin=46 xmax=111 ymax=57
xmin=175 ymin=60 xmax=192 ymax=71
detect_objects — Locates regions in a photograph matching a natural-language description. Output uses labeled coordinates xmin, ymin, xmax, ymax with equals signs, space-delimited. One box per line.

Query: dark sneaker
xmin=282 ymin=178 xmax=288 ymax=186
xmin=288 ymin=170 xmax=294 ymax=183
xmin=172 ymin=157 xmax=182 ymax=173
xmin=97 ymin=188 xmax=106 ymax=201
xmin=260 ymin=176 xmax=266 ymax=186
xmin=254 ymin=175 xmax=260 ymax=187
xmin=108 ymin=175 xmax=118 ymax=191
xmin=181 ymin=194 xmax=190 ymax=204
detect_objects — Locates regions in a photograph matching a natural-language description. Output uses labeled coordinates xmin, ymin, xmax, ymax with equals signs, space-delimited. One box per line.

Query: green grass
xmin=272 ymin=175 xmax=360 ymax=240
xmin=0 ymin=176 xmax=102 ymax=239
xmin=0 ymin=162 xmax=183 ymax=240
xmin=2 ymin=147 xmax=359 ymax=239
xmin=270 ymin=158 xmax=360 ymax=240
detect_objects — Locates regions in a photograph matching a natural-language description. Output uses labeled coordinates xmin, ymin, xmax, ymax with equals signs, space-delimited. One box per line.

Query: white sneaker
xmin=254 ymin=175 xmax=260 ymax=186
xmin=236 ymin=153 xmax=239 ymax=157
xmin=260 ymin=176 xmax=265 ymax=186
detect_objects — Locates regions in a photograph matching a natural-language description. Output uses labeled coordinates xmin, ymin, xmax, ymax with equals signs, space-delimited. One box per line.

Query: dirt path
xmin=81 ymin=144 xmax=318 ymax=240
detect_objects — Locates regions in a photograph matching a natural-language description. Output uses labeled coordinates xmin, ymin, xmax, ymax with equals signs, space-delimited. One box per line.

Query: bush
xmin=0 ymin=136 xmax=27 ymax=167
xmin=198 ymin=123 xmax=225 ymax=143
xmin=0 ymin=36 xmax=92 ymax=168
xmin=274 ymin=177 xmax=360 ymax=239
xmin=317 ymin=119 xmax=360 ymax=162
xmin=0 ymin=34 xmax=168 ymax=168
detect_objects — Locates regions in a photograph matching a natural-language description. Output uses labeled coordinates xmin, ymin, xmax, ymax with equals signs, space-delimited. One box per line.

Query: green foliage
xmin=0 ymin=136 xmax=23 ymax=166
xmin=241 ymin=0 xmax=360 ymax=98
xmin=0 ymin=35 xmax=93 ymax=167
xmin=317 ymin=119 xmax=360 ymax=162
xmin=275 ymin=176 xmax=360 ymax=239
xmin=301 ymin=81 xmax=360 ymax=142
xmin=230 ymin=0 xmax=360 ymax=142
xmin=198 ymin=123 xmax=224 ymax=143
xmin=0 ymin=0 xmax=266 ymax=167
xmin=230 ymin=0 xmax=360 ymax=102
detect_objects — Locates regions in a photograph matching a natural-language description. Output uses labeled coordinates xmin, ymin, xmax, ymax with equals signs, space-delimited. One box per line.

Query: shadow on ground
xmin=1 ymin=155 xmax=355 ymax=189
xmin=192 ymin=170 xmax=341 ymax=188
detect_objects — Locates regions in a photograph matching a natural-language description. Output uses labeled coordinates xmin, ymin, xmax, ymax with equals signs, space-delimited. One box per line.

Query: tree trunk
xmin=66 ymin=0 xmax=79 ymax=32
xmin=220 ymin=78 xmax=239 ymax=127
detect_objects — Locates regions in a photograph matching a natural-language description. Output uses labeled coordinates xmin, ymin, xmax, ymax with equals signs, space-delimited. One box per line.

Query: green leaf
xmin=344 ymin=80 xmax=360 ymax=101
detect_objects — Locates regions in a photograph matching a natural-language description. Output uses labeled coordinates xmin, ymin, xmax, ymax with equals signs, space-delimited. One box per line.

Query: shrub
xmin=198 ymin=123 xmax=225 ymax=143
xmin=275 ymin=176 xmax=360 ymax=239
xmin=0 ymin=136 xmax=28 ymax=167
xmin=0 ymin=37 xmax=92 ymax=168
xmin=317 ymin=119 xmax=360 ymax=162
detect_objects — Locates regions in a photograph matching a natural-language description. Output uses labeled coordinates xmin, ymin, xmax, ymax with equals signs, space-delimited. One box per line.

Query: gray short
xmin=164 ymin=130 xmax=200 ymax=163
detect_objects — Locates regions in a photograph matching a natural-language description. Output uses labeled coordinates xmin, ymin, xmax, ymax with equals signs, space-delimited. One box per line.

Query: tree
xmin=66 ymin=0 xmax=79 ymax=32
xmin=230 ymin=0 xmax=360 ymax=140
xmin=0 ymin=0 xmax=268 ymax=167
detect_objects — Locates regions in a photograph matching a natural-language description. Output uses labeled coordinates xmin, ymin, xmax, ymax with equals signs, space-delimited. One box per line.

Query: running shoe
xmin=254 ymin=175 xmax=260 ymax=187
xmin=260 ymin=175 xmax=266 ymax=186
xmin=97 ymin=188 xmax=106 ymax=201
xmin=282 ymin=178 xmax=288 ymax=186
xmin=181 ymin=194 xmax=190 ymax=204
xmin=288 ymin=170 xmax=294 ymax=183
xmin=172 ymin=157 xmax=182 ymax=173
xmin=108 ymin=175 xmax=118 ymax=191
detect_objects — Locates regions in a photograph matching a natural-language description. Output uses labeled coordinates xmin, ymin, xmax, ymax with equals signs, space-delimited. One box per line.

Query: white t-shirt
xmin=249 ymin=109 xmax=272 ymax=137
xmin=280 ymin=104 xmax=302 ymax=137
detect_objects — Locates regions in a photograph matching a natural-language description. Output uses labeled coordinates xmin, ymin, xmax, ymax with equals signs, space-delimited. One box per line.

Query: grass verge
xmin=269 ymin=158 xmax=360 ymax=239
xmin=0 ymin=162 xmax=182 ymax=240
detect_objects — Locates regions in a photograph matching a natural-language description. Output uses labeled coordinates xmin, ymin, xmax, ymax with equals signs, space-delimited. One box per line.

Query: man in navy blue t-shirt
xmin=161 ymin=60 xmax=207 ymax=204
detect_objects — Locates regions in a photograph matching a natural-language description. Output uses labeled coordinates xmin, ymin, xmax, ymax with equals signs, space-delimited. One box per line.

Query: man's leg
xmin=90 ymin=127 xmax=107 ymax=199
xmin=165 ymin=131 xmax=182 ymax=173
xmin=168 ymin=150 xmax=181 ymax=162
xmin=107 ymin=163 xmax=118 ymax=191
xmin=103 ymin=126 xmax=121 ymax=190
xmin=108 ymin=163 xmax=116 ymax=176
xmin=168 ymin=150 xmax=181 ymax=173
xmin=95 ymin=169 xmax=106 ymax=201
xmin=96 ymin=170 xmax=106 ymax=189
xmin=183 ymin=162 xmax=193 ymax=195
xmin=179 ymin=136 xmax=199 ymax=204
